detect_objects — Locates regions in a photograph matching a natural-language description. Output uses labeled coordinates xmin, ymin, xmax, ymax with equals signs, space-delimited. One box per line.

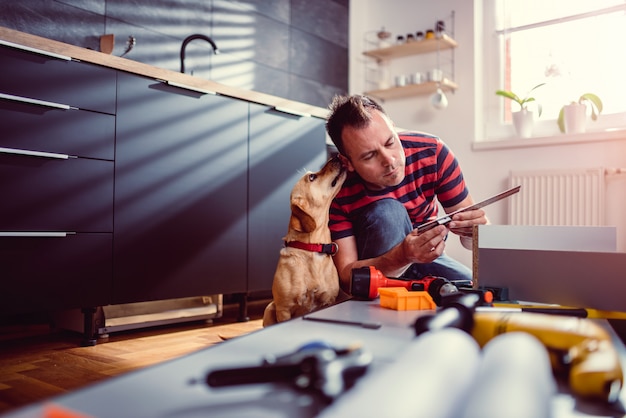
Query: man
xmin=326 ymin=94 xmax=487 ymax=292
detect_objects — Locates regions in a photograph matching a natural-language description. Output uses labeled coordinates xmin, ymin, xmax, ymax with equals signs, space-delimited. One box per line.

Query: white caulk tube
xmin=319 ymin=328 xmax=481 ymax=418
xmin=461 ymin=332 xmax=556 ymax=418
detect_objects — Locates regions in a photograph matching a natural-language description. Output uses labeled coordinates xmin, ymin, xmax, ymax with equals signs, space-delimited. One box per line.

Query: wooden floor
xmin=0 ymin=300 xmax=268 ymax=415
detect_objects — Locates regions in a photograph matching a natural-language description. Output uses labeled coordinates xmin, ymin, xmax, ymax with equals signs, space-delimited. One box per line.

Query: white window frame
xmin=481 ymin=0 xmax=626 ymax=142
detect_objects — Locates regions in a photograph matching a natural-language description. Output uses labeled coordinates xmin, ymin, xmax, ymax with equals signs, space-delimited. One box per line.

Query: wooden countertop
xmin=0 ymin=26 xmax=330 ymax=119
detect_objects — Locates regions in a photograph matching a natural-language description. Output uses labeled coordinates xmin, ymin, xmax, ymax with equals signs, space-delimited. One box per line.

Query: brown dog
xmin=262 ymin=157 xmax=347 ymax=327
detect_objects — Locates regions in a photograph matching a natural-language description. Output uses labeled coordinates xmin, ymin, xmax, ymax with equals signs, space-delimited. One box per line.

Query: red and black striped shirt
xmin=329 ymin=132 xmax=468 ymax=241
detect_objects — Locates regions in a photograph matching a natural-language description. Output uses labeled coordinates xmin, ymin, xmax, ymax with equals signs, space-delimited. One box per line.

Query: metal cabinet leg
xmin=81 ymin=307 xmax=98 ymax=346
xmin=235 ymin=293 xmax=249 ymax=322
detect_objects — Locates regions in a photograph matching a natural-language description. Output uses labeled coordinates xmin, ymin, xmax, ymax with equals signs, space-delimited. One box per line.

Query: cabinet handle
xmin=0 ymin=39 xmax=72 ymax=61
xmin=165 ymin=80 xmax=216 ymax=95
xmin=273 ymin=106 xmax=311 ymax=118
xmin=0 ymin=232 xmax=73 ymax=237
xmin=0 ymin=92 xmax=75 ymax=110
xmin=0 ymin=146 xmax=71 ymax=160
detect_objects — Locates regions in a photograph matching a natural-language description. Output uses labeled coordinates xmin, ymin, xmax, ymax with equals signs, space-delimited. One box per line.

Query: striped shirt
xmin=329 ymin=132 xmax=468 ymax=241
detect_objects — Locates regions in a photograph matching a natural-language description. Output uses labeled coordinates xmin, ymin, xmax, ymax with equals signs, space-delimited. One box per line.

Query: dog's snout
xmin=330 ymin=160 xmax=346 ymax=188
xmin=329 ymin=155 xmax=342 ymax=167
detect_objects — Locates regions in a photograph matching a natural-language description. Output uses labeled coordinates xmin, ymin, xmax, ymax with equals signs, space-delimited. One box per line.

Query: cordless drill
xmin=414 ymin=293 xmax=624 ymax=403
xmin=350 ymin=266 xmax=487 ymax=306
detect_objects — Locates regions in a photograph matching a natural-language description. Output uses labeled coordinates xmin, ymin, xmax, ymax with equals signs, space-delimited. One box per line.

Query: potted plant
xmin=557 ymin=93 xmax=603 ymax=134
xmin=496 ymin=83 xmax=545 ymax=138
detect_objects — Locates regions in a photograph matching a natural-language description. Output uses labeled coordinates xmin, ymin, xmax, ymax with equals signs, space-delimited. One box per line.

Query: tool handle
xmin=414 ymin=293 xmax=480 ymax=336
xmin=206 ymin=364 xmax=301 ymax=387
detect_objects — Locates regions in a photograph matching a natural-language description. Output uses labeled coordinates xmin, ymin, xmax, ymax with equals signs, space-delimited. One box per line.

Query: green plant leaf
xmin=496 ymin=83 xmax=545 ymax=111
xmin=496 ymin=90 xmax=520 ymax=103
xmin=557 ymin=107 xmax=565 ymax=133
xmin=580 ymin=93 xmax=603 ymax=120
xmin=528 ymin=82 xmax=546 ymax=93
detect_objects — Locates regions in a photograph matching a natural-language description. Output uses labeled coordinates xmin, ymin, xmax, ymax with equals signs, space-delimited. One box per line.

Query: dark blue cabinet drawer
xmin=0 ymin=153 xmax=113 ymax=232
xmin=0 ymin=232 xmax=112 ymax=315
xmin=0 ymin=97 xmax=115 ymax=160
xmin=0 ymin=44 xmax=116 ymax=115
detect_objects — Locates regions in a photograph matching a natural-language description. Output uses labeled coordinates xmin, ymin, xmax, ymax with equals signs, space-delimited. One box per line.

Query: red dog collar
xmin=285 ymin=241 xmax=338 ymax=255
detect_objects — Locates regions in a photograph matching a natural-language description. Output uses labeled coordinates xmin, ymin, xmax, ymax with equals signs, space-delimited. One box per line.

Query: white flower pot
xmin=512 ymin=109 xmax=534 ymax=138
xmin=563 ymin=103 xmax=587 ymax=134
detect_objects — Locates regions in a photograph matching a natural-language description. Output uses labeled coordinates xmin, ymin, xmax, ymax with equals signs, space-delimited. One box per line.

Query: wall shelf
xmin=362 ymin=13 xmax=457 ymax=100
xmin=363 ymin=34 xmax=457 ymax=61
xmin=366 ymin=79 xmax=458 ymax=101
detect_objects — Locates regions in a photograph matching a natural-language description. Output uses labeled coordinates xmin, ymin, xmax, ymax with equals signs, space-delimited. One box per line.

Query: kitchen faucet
xmin=180 ymin=34 xmax=219 ymax=74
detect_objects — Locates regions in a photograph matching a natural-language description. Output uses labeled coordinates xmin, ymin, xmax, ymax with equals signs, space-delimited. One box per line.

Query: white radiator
xmin=508 ymin=168 xmax=606 ymax=226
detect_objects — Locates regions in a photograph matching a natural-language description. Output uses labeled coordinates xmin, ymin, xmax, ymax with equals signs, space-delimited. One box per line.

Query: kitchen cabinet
xmin=247 ymin=104 xmax=327 ymax=293
xmin=0 ymin=30 xmax=329 ymax=329
xmin=113 ymin=72 xmax=249 ymax=304
xmin=363 ymin=33 xmax=458 ymax=100
xmin=0 ymin=43 xmax=115 ymax=315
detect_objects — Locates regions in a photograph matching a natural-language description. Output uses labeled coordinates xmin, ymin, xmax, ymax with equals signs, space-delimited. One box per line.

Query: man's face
xmin=339 ymin=110 xmax=406 ymax=190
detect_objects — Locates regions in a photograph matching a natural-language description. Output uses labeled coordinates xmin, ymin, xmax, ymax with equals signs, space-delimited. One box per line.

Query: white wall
xmin=350 ymin=0 xmax=626 ymax=268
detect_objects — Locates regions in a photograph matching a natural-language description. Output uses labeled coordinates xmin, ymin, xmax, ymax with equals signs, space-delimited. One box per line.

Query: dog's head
xmin=289 ymin=157 xmax=347 ymax=233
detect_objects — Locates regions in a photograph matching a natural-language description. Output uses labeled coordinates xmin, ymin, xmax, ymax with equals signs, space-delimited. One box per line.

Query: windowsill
xmin=473 ymin=128 xmax=626 ymax=151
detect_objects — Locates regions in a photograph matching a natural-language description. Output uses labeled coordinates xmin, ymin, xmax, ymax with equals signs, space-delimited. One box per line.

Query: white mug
xmin=394 ymin=74 xmax=407 ymax=87
xmin=410 ymin=72 xmax=423 ymax=84
xmin=428 ymin=69 xmax=443 ymax=82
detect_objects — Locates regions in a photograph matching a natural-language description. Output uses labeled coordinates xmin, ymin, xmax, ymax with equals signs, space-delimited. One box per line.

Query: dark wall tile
xmin=212 ymin=2 xmax=289 ymax=71
xmin=289 ymin=28 xmax=348 ymax=87
xmin=58 ymin=0 xmax=106 ymax=16
xmin=220 ymin=0 xmax=290 ymax=24
xmin=198 ymin=52 xmax=291 ymax=98
xmin=331 ymin=0 xmax=349 ymax=8
xmin=106 ymin=0 xmax=212 ymax=38
xmin=289 ymin=75 xmax=346 ymax=109
xmin=0 ymin=0 xmax=104 ymax=50
xmin=291 ymin=0 xmax=348 ymax=48
xmin=247 ymin=64 xmax=291 ymax=99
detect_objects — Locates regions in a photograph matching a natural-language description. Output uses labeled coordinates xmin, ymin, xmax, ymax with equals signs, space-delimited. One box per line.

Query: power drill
xmin=414 ymin=293 xmax=624 ymax=403
xmin=350 ymin=266 xmax=489 ymax=306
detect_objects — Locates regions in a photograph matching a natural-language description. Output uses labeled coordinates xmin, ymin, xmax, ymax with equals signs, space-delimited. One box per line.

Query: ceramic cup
xmin=428 ymin=69 xmax=443 ymax=82
xmin=410 ymin=72 xmax=423 ymax=84
xmin=394 ymin=74 xmax=407 ymax=87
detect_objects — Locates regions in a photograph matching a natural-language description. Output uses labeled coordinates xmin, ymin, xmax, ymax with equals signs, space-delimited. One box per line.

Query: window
xmin=483 ymin=0 xmax=626 ymax=140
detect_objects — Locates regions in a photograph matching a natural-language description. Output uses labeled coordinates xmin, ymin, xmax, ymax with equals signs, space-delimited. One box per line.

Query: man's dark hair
xmin=326 ymin=94 xmax=386 ymax=156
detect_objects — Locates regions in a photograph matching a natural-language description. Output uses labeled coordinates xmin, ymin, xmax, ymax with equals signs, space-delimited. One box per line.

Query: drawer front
xmin=0 ymin=233 xmax=112 ymax=315
xmin=0 ymin=98 xmax=115 ymax=160
xmin=0 ymin=154 xmax=113 ymax=232
xmin=0 ymin=44 xmax=116 ymax=115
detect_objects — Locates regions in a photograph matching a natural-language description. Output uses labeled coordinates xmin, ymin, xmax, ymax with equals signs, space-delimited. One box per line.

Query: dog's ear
xmin=289 ymin=202 xmax=317 ymax=233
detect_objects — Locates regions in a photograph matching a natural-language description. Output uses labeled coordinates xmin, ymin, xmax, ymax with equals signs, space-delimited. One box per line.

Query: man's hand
xmin=448 ymin=208 xmax=488 ymax=237
xmin=404 ymin=225 xmax=448 ymax=263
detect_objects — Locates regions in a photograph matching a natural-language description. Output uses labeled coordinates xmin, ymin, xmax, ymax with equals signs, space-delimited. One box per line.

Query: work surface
xmin=2 ymin=300 xmax=626 ymax=418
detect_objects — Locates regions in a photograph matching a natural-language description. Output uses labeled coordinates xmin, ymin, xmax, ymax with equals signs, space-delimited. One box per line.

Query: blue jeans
xmin=352 ymin=198 xmax=472 ymax=282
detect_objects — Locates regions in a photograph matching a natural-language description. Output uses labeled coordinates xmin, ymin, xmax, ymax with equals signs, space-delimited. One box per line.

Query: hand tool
xmin=206 ymin=341 xmax=373 ymax=401
xmin=480 ymin=305 xmax=588 ymax=317
xmin=416 ymin=185 xmax=521 ymax=233
xmin=302 ymin=315 xmax=382 ymax=329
